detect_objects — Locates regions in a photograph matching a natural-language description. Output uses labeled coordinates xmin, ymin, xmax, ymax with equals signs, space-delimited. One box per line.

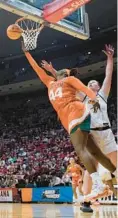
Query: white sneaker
xmin=84 ymin=183 xmax=110 ymax=201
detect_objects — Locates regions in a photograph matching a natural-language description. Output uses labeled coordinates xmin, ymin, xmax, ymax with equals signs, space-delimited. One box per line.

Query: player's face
xmin=88 ymin=80 xmax=100 ymax=92
xmin=56 ymin=69 xmax=68 ymax=80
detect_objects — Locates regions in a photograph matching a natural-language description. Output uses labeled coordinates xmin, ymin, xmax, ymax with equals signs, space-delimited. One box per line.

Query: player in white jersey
xmin=80 ymin=44 xmax=117 ymax=211
xmin=83 ymin=82 xmax=116 ymax=158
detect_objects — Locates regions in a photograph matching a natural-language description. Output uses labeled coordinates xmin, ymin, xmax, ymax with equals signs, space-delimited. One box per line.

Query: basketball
xmin=7 ymin=24 xmax=22 ymax=40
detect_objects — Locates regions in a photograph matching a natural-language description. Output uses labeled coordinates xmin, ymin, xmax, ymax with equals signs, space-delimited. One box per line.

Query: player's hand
xmin=21 ymin=41 xmax=27 ymax=52
xmin=41 ymin=60 xmax=53 ymax=72
xmin=102 ymin=44 xmax=114 ymax=58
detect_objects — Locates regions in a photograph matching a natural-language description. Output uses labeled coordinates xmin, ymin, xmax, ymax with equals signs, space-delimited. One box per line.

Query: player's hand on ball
xmin=102 ymin=44 xmax=114 ymax=58
xmin=41 ymin=60 xmax=53 ymax=72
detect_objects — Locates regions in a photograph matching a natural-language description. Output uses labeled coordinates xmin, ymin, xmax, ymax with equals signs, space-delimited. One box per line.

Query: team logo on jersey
xmin=88 ymin=99 xmax=101 ymax=113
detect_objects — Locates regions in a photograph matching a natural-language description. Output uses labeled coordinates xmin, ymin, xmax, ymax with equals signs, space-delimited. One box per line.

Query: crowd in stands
xmin=0 ymin=88 xmax=117 ymax=188
xmin=0 ymin=93 xmax=76 ymax=188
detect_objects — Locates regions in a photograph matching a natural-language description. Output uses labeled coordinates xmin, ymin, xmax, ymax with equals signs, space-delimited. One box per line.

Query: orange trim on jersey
xmin=69 ymin=106 xmax=90 ymax=133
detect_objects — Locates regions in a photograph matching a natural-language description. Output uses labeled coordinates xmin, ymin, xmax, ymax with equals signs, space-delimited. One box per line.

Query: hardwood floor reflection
xmin=0 ymin=203 xmax=117 ymax=218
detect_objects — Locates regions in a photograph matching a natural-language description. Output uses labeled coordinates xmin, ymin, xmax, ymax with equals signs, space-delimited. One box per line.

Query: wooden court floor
xmin=0 ymin=203 xmax=117 ymax=218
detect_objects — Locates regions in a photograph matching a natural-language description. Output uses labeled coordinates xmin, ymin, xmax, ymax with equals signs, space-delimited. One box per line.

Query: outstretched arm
xmin=41 ymin=60 xmax=57 ymax=78
xmin=24 ymin=52 xmax=55 ymax=87
xmin=67 ymin=76 xmax=96 ymax=100
xmin=101 ymin=44 xmax=114 ymax=96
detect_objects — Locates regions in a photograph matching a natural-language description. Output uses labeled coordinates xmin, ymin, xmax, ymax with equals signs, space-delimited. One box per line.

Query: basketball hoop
xmin=15 ymin=17 xmax=44 ymax=51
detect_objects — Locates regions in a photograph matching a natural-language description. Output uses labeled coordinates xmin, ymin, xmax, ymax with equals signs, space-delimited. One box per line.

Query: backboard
xmin=0 ymin=0 xmax=90 ymax=40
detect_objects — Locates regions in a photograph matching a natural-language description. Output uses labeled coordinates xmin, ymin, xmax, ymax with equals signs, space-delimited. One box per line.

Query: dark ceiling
xmin=0 ymin=0 xmax=117 ymax=59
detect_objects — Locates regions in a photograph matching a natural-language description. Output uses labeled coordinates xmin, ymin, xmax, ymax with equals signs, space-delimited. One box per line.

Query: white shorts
xmin=91 ymin=128 xmax=117 ymax=181
xmin=90 ymin=128 xmax=117 ymax=155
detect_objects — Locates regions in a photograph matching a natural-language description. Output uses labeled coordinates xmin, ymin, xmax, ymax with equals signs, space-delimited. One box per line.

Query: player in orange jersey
xmin=64 ymin=158 xmax=84 ymax=203
xmin=22 ymin=42 xmax=117 ymax=205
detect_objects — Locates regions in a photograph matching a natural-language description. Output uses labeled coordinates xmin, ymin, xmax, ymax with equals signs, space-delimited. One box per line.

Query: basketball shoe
xmin=84 ymin=183 xmax=110 ymax=202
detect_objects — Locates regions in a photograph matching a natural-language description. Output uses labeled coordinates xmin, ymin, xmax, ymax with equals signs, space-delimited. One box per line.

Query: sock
xmin=90 ymin=172 xmax=103 ymax=185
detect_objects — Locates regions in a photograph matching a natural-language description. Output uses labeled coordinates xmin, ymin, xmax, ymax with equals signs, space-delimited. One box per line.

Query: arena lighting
xmin=88 ymin=51 xmax=91 ymax=54
xmin=97 ymin=27 xmax=100 ymax=30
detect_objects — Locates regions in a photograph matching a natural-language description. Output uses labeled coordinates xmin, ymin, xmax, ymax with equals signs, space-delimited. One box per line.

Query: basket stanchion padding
xmin=43 ymin=0 xmax=91 ymax=23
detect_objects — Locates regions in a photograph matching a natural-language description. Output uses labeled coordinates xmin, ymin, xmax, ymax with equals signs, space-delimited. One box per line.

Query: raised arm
xmin=101 ymin=44 xmax=114 ymax=96
xmin=21 ymin=40 xmax=55 ymax=87
xmin=67 ymin=76 xmax=96 ymax=100
xmin=24 ymin=52 xmax=55 ymax=87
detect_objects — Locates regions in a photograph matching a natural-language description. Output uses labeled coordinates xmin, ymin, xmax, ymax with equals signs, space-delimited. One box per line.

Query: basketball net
xmin=15 ymin=18 xmax=44 ymax=51
xmin=22 ymin=30 xmax=40 ymax=51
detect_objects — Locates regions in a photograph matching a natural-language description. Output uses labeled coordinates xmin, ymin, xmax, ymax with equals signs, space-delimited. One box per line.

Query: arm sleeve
xmin=67 ymin=77 xmax=96 ymax=100
xmin=24 ymin=52 xmax=54 ymax=87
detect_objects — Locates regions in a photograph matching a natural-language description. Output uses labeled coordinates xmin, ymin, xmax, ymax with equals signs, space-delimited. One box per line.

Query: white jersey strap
xmin=97 ymin=93 xmax=107 ymax=104
xmin=98 ymin=89 xmax=108 ymax=103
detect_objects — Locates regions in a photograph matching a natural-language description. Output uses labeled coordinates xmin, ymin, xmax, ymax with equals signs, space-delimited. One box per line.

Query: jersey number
xmin=49 ymin=87 xmax=62 ymax=101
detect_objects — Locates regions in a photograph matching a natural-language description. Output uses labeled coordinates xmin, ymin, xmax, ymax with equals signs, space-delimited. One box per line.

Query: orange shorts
xmin=59 ymin=102 xmax=90 ymax=134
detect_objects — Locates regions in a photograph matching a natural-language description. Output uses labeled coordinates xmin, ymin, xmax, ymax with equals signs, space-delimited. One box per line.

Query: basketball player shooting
xmin=42 ymin=44 xmax=117 ymax=212
xmin=22 ymin=42 xmax=117 ymax=203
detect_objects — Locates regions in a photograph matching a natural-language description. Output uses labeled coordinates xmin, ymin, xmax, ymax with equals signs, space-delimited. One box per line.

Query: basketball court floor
xmin=0 ymin=203 xmax=117 ymax=218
